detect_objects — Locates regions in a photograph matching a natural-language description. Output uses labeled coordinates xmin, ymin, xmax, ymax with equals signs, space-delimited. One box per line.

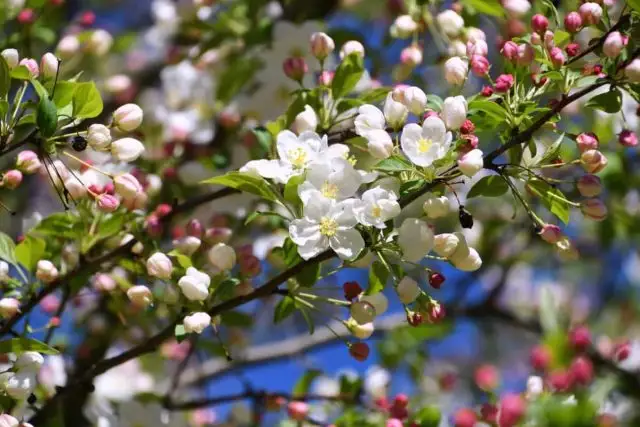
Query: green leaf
xmin=627 ymin=0 xmax=640 ymax=13
xmin=539 ymin=285 xmax=559 ymax=333
xmin=244 ymin=210 xmax=288 ymax=225
xmin=202 ymin=172 xmax=280 ymax=203
xmin=274 ymin=296 xmax=295 ymax=323
xmin=10 ymin=66 xmax=32 ymax=80
xmin=541 ymin=0 xmax=561 ymax=27
xmin=425 ymin=95 xmax=444 ymax=112
xmin=585 ymin=89 xmax=622 ymax=113
xmin=72 ymin=82 xmax=103 ymax=119
xmin=467 ymin=175 xmax=509 ymax=198
xmin=366 ymin=261 xmax=388 ymax=295
xmin=461 ymin=0 xmax=504 ymax=17
xmin=216 ymin=57 xmax=259 ymax=103
xmin=373 ymin=156 xmax=413 ymax=173
xmin=0 ymin=338 xmax=59 ymax=355
xmin=296 ymin=262 xmax=320 ymax=288
xmin=0 ymin=232 xmax=16 ymax=266
xmin=174 ymin=324 xmax=187 ymax=342
xmin=299 ymin=306 xmax=315 ymax=335
xmin=0 ymin=56 xmax=10 ymax=98
xmin=359 ymin=87 xmax=392 ymax=104
xmin=220 ymin=311 xmax=253 ymax=327
xmin=284 ymin=173 xmax=305 ymax=205
xmin=31 ymin=79 xmax=48 ymax=100
xmin=293 ymin=369 xmax=322 ymax=398
xmin=37 ymin=97 xmax=58 ymax=138
xmin=15 ymin=236 xmax=46 ymax=272
xmin=468 ymin=99 xmax=508 ymax=121
xmin=168 ymin=251 xmax=192 ymax=269
xmin=252 ymin=127 xmax=272 ymax=154
xmin=31 ymin=212 xmax=80 ymax=238
xmin=51 ymin=81 xmax=77 ymax=108
xmin=332 ymin=53 xmax=365 ymax=99
xmin=553 ymin=30 xmax=571 ymax=46
xmin=527 ymin=178 xmax=571 ymax=224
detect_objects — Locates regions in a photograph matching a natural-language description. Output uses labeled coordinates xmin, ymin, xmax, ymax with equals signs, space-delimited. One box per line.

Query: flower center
xmin=321 ymin=181 xmax=339 ymax=199
xmin=417 ymin=137 xmax=433 ymax=153
xmin=319 ymin=217 xmax=338 ymax=237
xmin=288 ymin=147 xmax=308 ymax=168
xmin=371 ymin=205 xmax=382 ymax=218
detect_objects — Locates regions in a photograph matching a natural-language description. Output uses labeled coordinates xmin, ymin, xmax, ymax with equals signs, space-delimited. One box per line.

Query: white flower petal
xmin=330 ymin=229 xmax=365 ymax=260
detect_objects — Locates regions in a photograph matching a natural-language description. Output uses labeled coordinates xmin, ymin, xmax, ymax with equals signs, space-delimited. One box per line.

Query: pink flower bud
xmin=470 ymin=55 xmax=490 ymax=76
xmin=467 ymin=39 xmax=488 ymax=57
xmin=581 ymin=199 xmax=607 ymax=221
xmin=19 ymin=58 xmax=39 ymax=78
xmin=17 ymin=8 xmax=35 ymax=24
xmin=577 ymin=175 xmax=602 ymax=197
xmin=474 ymin=364 xmax=500 ymax=391
xmin=96 ymin=194 xmax=120 ymax=213
xmin=36 ymin=260 xmax=58 ymax=283
xmin=444 ymin=56 xmax=468 ymax=86
xmin=494 ymin=74 xmax=514 ymax=92
xmin=497 ymin=394 xmax=526 ymax=427
xmin=16 ymin=150 xmax=41 ymax=174
xmin=531 ymin=14 xmax=549 ymax=33
xmin=309 ymin=32 xmax=335 ymax=60
xmin=530 ymin=32 xmax=542 ymax=45
xmin=0 ymin=298 xmax=20 ymax=318
xmin=581 ymin=149 xmax=608 ymax=173
xmin=1 ymin=170 xmax=22 ymax=190
xmin=516 ymin=43 xmax=534 ymax=66
xmin=92 ymin=273 xmax=116 ymax=292
xmin=113 ymin=173 xmax=143 ymax=200
xmin=113 ymin=103 xmax=143 ymax=132
xmin=400 ymin=45 xmax=423 ymax=67
xmin=579 ymin=2 xmax=603 ymax=26
xmin=569 ymin=356 xmax=594 ymax=385
xmin=453 ymin=408 xmax=477 ymax=427
xmin=564 ymin=12 xmax=583 ymax=33
xmin=481 ymin=86 xmax=494 ymax=97
xmin=287 ymin=402 xmax=309 ymax=421
xmin=544 ymin=30 xmax=555 ymax=50
xmin=548 ymin=369 xmax=573 ymax=392
xmin=40 ymin=52 xmax=59 ymax=79
xmin=127 ymin=285 xmax=153 ymax=308
xmin=501 ymin=41 xmax=518 ymax=60
xmin=530 ymin=345 xmax=552 ymax=371
xmin=282 ymin=57 xmax=308 ymax=81
xmin=549 ymin=47 xmax=566 ymax=67
xmin=576 ymin=132 xmax=599 ymax=152
xmin=1 ymin=49 xmax=18 ymax=69
xmin=618 ymin=129 xmax=638 ymax=147
xmin=565 ymin=43 xmax=580 ymax=58
xmin=539 ymin=224 xmax=562 ymax=244
xmin=603 ymin=31 xmax=625 ymax=58
xmin=318 ymin=70 xmax=334 ymax=86
xmin=57 ymin=35 xmax=80 ymax=60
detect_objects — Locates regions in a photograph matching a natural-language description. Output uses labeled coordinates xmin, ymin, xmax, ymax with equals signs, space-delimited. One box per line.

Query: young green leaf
xmin=373 ymin=156 xmax=414 ymax=173
xmin=366 ymin=260 xmax=388 ymax=295
xmin=467 ymin=175 xmax=509 ymax=198
xmin=72 ymin=82 xmax=103 ymax=119
xmin=0 ymin=338 xmax=59 ymax=355
xmin=0 ymin=232 xmax=16 ymax=266
xmin=274 ymin=296 xmax=296 ymax=323
xmin=202 ymin=172 xmax=280 ymax=203
xmin=0 ymin=56 xmax=10 ymax=98
xmin=585 ymin=89 xmax=622 ymax=114
xmin=527 ymin=178 xmax=571 ymax=224
xmin=332 ymin=53 xmax=365 ymax=99
xmin=37 ymin=97 xmax=58 ymax=138
xmin=293 ymin=369 xmax=322 ymax=398
xmin=15 ymin=236 xmax=46 ymax=272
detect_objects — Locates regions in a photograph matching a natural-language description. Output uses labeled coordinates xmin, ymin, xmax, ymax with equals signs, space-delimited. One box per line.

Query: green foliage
xmin=36 ymin=97 xmax=58 ymax=137
xmin=373 ymin=156 xmax=414 ymax=173
xmin=0 ymin=56 xmax=10 ymax=98
xmin=366 ymin=260 xmax=388 ymax=295
xmin=332 ymin=53 xmax=365 ymax=99
xmin=202 ymin=172 xmax=280 ymax=203
xmin=15 ymin=236 xmax=46 ymax=273
xmin=461 ymin=0 xmax=504 ymax=17
xmin=0 ymin=232 xmax=16 ymax=267
xmin=273 ymin=295 xmax=295 ymax=323
xmin=527 ymin=178 xmax=571 ymax=224
xmin=585 ymin=88 xmax=622 ymax=113
xmin=467 ymin=175 xmax=509 ymax=198
xmin=72 ymin=82 xmax=103 ymax=119
xmin=0 ymin=338 xmax=59 ymax=355
xmin=292 ymin=369 xmax=322 ymax=398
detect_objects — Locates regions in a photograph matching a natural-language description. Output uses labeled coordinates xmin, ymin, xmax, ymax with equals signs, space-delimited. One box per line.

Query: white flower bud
xmin=0 ymin=298 xmax=19 ymax=318
xmin=57 ymin=35 xmax=80 ymax=60
xmin=64 ymin=179 xmax=87 ymax=200
xmin=207 ymin=243 xmax=236 ymax=271
xmin=437 ymin=10 xmax=464 ymax=37
xmin=397 ymin=218 xmax=434 ymax=262
xmin=127 ymin=285 xmax=153 ymax=308
xmin=183 ymin=312 xmax=211 ymax=334
xmin=145 ymin=174 xmax=162 ymax=196
xmin=292 ymin=105 xmax=318 ymax=134
xmin=360 ymin=293 xmax=388 ymax=316
xmin=625 ymin=59 xmax=640 ymax=83
xmin=444 ymin=57 xmax=468 ymax=86
xmin=504 ymin=0 xmax=531 ymax=17
xmin=1 ymin=49 xmax=19 ymax=69
xmin=104 ymin=74 xmax=132 ymax=94
xmin=87 ymin=124 xmax=112 ymax=150
xmin=87 ymin=29 xmax=113 ymax=56
xmin=0 ymin=261 xmax=9 ymax=283
xmin=347 ymin=319 xmax=374 ymax=339
xmin=350 ymin=300 xmax=376 ymax=325
xmin=40 ymin=52 xmax=59 ymax=79
xmin=423 ymin=194 xmax=450 ymax=219
xmin=178 ymin=267 xmax=210 ymax=301
xmin=6 ymin=371 xmax=35 ymax=400
xmin=36 ymin=260 xmax=58 ymax=284
xmin=383 ymin=92 xmax=408 ymax=129
xmin=366 ymin=129 xmax=394 ymax=159
xmin=146 ymin=252 xmax=173 ymax=280
xmin=442 ymin=96 xmax=468 ymax=130
xmin=400 ymin=86 xmax=427 ymax=116
xmin=453 ymin=247 xmax=482 ymax=271
xmin=340 ymin=40 xmax=365 ymax=59
xmin=310 ymin=32 xmax=335 ymax=60
xmin=392 ymin=15 xmax=419 ymax=38
xmin=0 ymin=414 xmax=18 ymax=427
xmin=114 ymin=173 xmax=143 ymax=200
xmin=458 ymin=149 xmax=484 ymax=177
xmin=397 ymin=277 xmax=421 ymax=304
xmin=433 ymin=233 xmax=460 ymax=258
xmin=113 ymin=104 xmax=144 ymax=132
xmin=111 ymin=138 xmax=145 ymax=162
xmin=526 ymin=375 xmax=544 ymax=399
xmin=173 ymin=236 xmax=201 ymax=256
xmin=14 ymin=351 xmax=44 ymax=371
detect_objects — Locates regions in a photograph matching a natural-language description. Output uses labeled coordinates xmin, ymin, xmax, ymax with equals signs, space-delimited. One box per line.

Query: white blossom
xmin=401 ymin=116 xmax=453 ymax=167
xmin=292 ymin=105 xmax=318 ymax=134
xmin=177 ymin=267 xmax=211 ymax=301
xmin=423 ymin=194 xmax=450 ymax=219
xmin=183 ymin=312 xmax=211 ymax=334
xmin=437 ymin=10 xmax=465 ymax=37
xmin=354 ymin=187 xmax=401 ymax=229
xmin=298 ymin=158 xmax=362 ymax=204
xmin=442 ymin=96 xmax=468 ymax=130
xmin=397 ymin=218 xmax=434 ymax=262
xmin=458 ymin=149 xmax=484 ymax=177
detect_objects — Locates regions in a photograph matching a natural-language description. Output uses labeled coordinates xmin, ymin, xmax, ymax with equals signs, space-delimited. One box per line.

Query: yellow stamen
xmin=288 ymin=147 xmax=308 ymax=168
xmin=417 ymin=137 xmax=433 ymax=153
xmin=319 ymin=217 xmax=338 ymax=237
xmin=321 ymin=181 xmax=339 ymax=199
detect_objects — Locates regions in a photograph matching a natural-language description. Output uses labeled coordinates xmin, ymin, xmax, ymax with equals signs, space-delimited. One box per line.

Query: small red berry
xmin=349 ymin=342 xmax=370 ymax=361
xmin=429 ymin=272 xmax=445 ymax=289
xmin=460 ymin=119 xmax=475 ymax=135
xmin=17 ymin=8 xmax=35 ymax=24
xmin=343 ymin=281 xmax=362 ymax=301
xmin=392 ymin=393 xmax=409 ymax=409
xmin=79 ymin=11 xmax=96 ymax=26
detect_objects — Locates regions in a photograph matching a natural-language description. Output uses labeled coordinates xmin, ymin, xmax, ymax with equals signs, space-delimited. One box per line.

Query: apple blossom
xmin=397 ymin=218 xmax=434 ymax=262
xmin=423 ymin=194 xmax=450 ymax=219
xmin=111 ymin=138 xmax=145 ymax=162
xmin=178 ymin=267 xmax=211 ymax=301
xmin=538 ymin=224 xmax=563 ymax=244
xmin=114 ymin=173 xmax=143 ymax=200
xmin=354 ymin=187 xmax=401 ymax=228
xmin=444 ymin=56 xmax=468 ymax=86
xmin=347 ymin=319 xmax=374 ymax=339
xmin=87 ymin=29 xmax=113 ymax=55
xmin=1 ymin=48 xmax=18 ymax=69
xmin=0 ymin=298 xmax=19 ymax=318
xmin=173 ymin=236 xmax=202 ymax=256
xmin=531 ymin=14 xmax=548 ymax=34
xmin=40 ymin=52 xmax=58 ymax=79
xmin=458 ymin=149 xmax=484 ymax=177
xmin=96 ymin=194 xmax=120 ymax=212
xmin=207 ymin=243 xmax=236 ymax=271
xmin=15 ymin=351 xmax=44 ymax=371
xmin=183 ymin=312 xmax=211 ymax=334
xmin=19 ymin=58 xmax=38 ymax=78
xmin=581 ymin=199 xmax=607 ymax=221
xmin=113 ymin=104 xmax=144 ymax=132
xmin=619 ymin=129 xmax=638 ymax=147
xmin=467 ymin=39 xmax=488 ymax=57
xmin=36 ymin=260 xmax=58 ymax=284
xmin=398 ymin=86 xmax=427 ymax=115
xmin=360 ymin=293 xmax=389 ymax=316
xmin=309 ymin=32 xmax=335 ymax=60
xmin=442 ymin=96 xmax=468 ymax=130
xmin=625 ymin=59 xmax=640 ymax=82
xmin=400 ymin=45 xmax=422 ymax=67
xmin=127 ymin=285 xmax=153 ymax=308
xmin=146 ymin=252 xmax=173 ymax=279
xmin=603 ymin=31 xmax=625 ymax=58
xmin=581 ymin=149 xmax=608 ymax=173
xmin=56 ymin=35 xmax=80 ymax=59
xmin=501 ymin=41 xmax=518 ymax=60
xmin=579 ymin=2 xmax=603 ymax=26
xmin=340 ymin=40 xmax=365 ymax=59
xmin=16 ymin=150 xmax=41 ymax=174
xmin=577 ymin=175 xmax=602 ymax=197
xmin=565 ymin=12 xmax=583 ymax=33
xmin=298 ymin=157 xmax=362 ymax=204
xmin=400 ymin=116 xmax=452 ymax=167
xmin=0 ymin=261 xmax=8 ymax=283
xmin=433 ymin=233 xmax=460 ymax=257
xmin=1 ymin=169 xmax=22 ymax=189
